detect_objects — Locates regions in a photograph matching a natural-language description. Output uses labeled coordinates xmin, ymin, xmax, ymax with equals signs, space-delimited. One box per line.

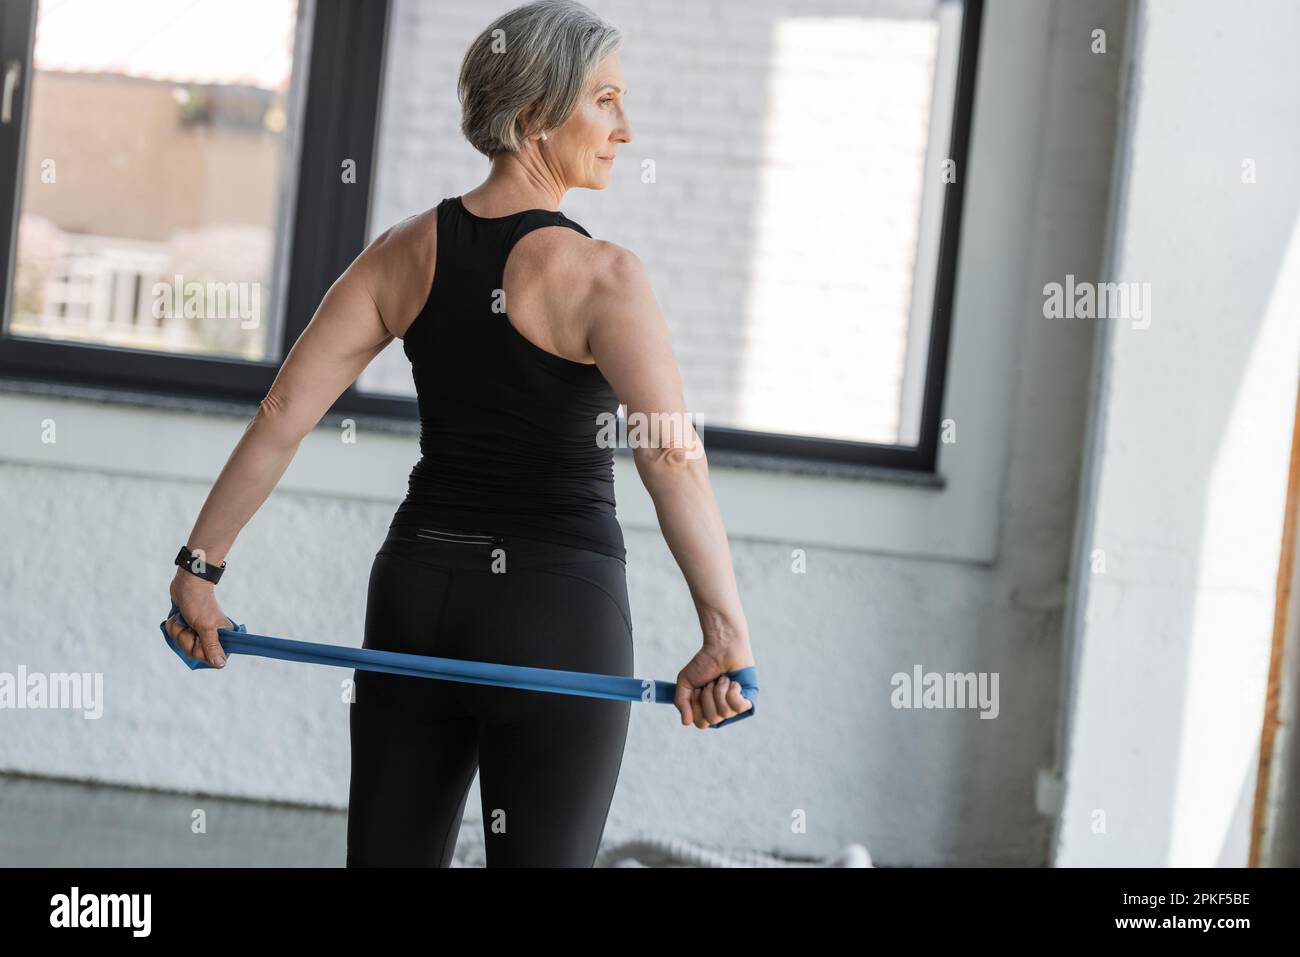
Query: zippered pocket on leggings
xmin=414 ymin=525 xmax=504 ymax=545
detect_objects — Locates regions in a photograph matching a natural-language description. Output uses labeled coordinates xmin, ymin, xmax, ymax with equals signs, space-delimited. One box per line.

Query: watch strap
xmin=175 ymin=545 xmax=225 ymax=584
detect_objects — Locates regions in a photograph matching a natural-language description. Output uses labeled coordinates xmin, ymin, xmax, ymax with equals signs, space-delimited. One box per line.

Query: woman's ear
xmin=518 ymin=103 xmax=546 ymax=143
xmin=516 ymin=108 xmax=532 ymax=139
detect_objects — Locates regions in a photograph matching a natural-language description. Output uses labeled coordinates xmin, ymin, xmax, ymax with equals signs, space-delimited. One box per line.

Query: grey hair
xmin=457 ymin=0 xmax=624 ymax=159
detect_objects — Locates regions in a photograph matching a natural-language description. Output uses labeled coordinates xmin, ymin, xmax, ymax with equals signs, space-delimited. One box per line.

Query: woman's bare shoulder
xmin=356 ymin=207 xmax=440 ymax=340
xmin=562 ymin=237 xmax=662 ymax=358
xmin=515 ymin=228 xmax=641 ymax=298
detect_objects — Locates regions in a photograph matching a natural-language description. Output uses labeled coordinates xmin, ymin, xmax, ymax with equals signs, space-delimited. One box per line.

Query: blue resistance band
xmin=160 ymin=602 xmax=757 ymax=729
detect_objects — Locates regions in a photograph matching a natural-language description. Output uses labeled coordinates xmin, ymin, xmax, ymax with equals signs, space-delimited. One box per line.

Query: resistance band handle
xmin=161 ymin=602 xmax=756 ymax=728
xmin=160 ymin=601 xmax=245 ymax=670
xmin=706 ymin=665 xmax=757 ymax=728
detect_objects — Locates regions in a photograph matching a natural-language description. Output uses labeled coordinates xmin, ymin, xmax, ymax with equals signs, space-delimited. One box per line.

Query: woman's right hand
xmin=165 ymin=570 xmax=233 ymax=668
xmin=674 ymin=640 xmax=756 ymax=729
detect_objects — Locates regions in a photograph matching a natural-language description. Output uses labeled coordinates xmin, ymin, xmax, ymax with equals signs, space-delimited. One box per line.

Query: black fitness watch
xmin=174 ymin=545 xmax=226 ymax=585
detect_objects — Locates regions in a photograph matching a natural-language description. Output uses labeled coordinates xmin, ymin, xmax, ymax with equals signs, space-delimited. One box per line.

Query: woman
xmin=164 ymin=0 xmax=755 ymax=867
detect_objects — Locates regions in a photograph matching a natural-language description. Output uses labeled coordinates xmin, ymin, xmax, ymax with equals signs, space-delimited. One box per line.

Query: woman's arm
xmin=167 ymin=219 xmax=427 ymax=667
xmin=581 ymin=244 xmax=755 ymax=729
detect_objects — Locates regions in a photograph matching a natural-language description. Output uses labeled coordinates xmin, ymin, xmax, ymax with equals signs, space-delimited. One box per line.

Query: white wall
xmin=1054 ymin=0 xmax=1300 ymax=866
xmin=0 ymin=0 xmax=1125 ymax=865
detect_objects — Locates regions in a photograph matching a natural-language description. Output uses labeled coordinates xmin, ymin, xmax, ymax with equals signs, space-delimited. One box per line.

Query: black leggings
xmin=346 ymin=522 xmax=633 ymax=867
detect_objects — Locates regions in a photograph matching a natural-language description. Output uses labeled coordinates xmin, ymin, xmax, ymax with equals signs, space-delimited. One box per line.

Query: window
xmin=8 ymin=0 xmax=308 ymax=361
xmin=0 ymin=0 xmax=982 ymax=475
xmin=0 ymin=0 xmax=387 ymax=402
xmin=358 ymin=0 xmax=982 ymax=473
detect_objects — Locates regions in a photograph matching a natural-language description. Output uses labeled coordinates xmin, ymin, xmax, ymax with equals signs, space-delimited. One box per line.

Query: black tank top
xmin=391 ymin=194 xmax=627 ymax=562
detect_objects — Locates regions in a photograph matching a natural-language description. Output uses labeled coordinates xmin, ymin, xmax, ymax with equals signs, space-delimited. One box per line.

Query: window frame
xmin=0 ymin=0 xmax=983 ymax=476
xmin=0 ymin=0 xmax=389 ymax=402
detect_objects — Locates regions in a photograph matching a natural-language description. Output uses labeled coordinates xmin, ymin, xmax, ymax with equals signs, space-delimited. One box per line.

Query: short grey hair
xmin=458 ymin=1 xmax=624 ymax=159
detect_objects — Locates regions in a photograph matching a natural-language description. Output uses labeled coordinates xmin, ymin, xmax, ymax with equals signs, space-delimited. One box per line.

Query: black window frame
xmin=0 ymin=0 xmax=983 ymax=477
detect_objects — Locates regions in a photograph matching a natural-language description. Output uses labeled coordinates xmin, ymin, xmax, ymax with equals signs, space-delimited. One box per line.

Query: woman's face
xmin=545 ymin=53 xmax=632 ymax=189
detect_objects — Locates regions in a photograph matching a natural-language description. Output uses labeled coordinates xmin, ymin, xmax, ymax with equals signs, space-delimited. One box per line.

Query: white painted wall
xmin=0 ymin=0 xmax=1127 ymax=865
xmin=1053 ymin=0 xmax=1300 ymax=866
